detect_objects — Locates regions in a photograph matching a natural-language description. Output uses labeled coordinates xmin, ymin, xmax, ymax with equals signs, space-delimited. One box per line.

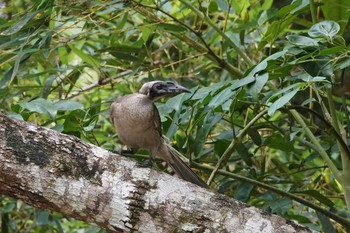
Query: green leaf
xmin=6 ymin=49 xmax=33 ymax=88
xmin=287 ymin=214 xmax=312 ymax=224
xmin=301 ymin=98 xmax=317 ymax=106
xmin=318 ymin=45 xmax=346 ymax=56
xmin=308 ymin=21 xmax=340 ymax=40
xmin=208 ymin=87 xmax=233 ymax=110
xmin=158 ymin=23 xmax=187 ymax=33
xmin=247 ymin=72 xmax=268 ymax=97
xmin=42 ymin=75 xmax=56 ymax=99
xmin=316 ymin=212 xmax=337 ymax=233
xmin=247 ymin=129 xmax=262 ymax=146
xmin=294 ymin=190 xmax=334 ymax=207
xmin=115 ymin=83 xmax=133 ymax=94
xmin=36 ymin=210 xmax=49 ymax=226
xmin=142 ymin=27 xmax=154 ymax=42
xmin=268 ymin=85 xmax=300 ymax=116
xmin=276 ymin=0 xmax=302 ymax=17
xmin=166 ymin=92 xmax=191 ymax=112
xmin=191 ymin=82 xmax=229 ymax=101
xmin=264 ymin=134 xmax=294 ymax=152
xmin=334 ymin=57 xmax=350 ymax=70
xmin=20 ymin=98 xmax=58 ymax=119
xmin=243 ymin=50 xmax=286 ymax=83
xmin=321 ymin=0 xmax=350 ymax=34
xmin=55 ymin=100 xmax=84 ymax=111
xmin=234 ymin=182 xmax=254 ymax=202
xmin=0 ymin=11 xmax=37 ymax=35
xmin=106 ymin=44 xmax=142 ymax=53
xmin=109 ymin=51 xmax=142 ymax=63
xmin=68 ymin=43 xmax=100 ymax=67
xmin=83 ymin=121 xmax=97 ymax=132
xmin=193 ymin=113 xmax=222 ymax=156
xmin=63 ymin=111 xmax=84 ymax=133
xmin=116 ymin=11 xmax=128 ymax=30
xmin=231 ymin=76 xmax=255 ymax=90
xmin=269 ymin=198 xmax=292 ymax=215
xmin=286 ymin=35 xmax=319 ymax=47
xmin=2 ymin=202 xmax=16 ymax=213
xmin=235 ymin=142 xmax=253 ymax=166
xmin=58 ymin=46 xmax=69 ymax=65
xmin=216 ymin=0 xmax=231 ymax=13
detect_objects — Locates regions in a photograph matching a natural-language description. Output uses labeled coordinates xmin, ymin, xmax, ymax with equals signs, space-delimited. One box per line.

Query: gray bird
xmin=110 ymin=81 xmax=208 ymax=188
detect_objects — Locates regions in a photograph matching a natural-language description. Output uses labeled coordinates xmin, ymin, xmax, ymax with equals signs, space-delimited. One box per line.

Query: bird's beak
xmin=167 ymin=83 xmax=191 ymax=94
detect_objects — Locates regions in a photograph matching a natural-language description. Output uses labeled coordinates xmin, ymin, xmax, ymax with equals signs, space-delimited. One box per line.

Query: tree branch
xmin=0 ymin=113 xmax=313 ymax=232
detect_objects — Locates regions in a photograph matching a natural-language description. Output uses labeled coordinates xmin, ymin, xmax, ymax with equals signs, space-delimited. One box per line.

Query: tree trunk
xmin=0 ymin=113 xmax=314 ymax=232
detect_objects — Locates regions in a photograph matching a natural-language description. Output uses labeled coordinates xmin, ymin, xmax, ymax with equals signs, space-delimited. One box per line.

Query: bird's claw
xmin=108 ymin=149 xmax=121 ymax=154
xmin=138 ymin=159 xmax=153 ymax=168
xmin=109 ymin=149 xmax=134 ymax=156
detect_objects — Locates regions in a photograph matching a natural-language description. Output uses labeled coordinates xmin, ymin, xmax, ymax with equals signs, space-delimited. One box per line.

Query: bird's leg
xmin=108 ymin=149 xmax=120 ymax=154
xmin=138 ymin=152 xmax=156 ymax=168
xmin=109 ymin=148 xmax=134 ymax=156
xmin=138 ymin=158 xmax=153 ymax=168
xmin=120 ymin=149 xmax=135 ymax=155
xmin=109 ymin=147 xmax=153 ymax=167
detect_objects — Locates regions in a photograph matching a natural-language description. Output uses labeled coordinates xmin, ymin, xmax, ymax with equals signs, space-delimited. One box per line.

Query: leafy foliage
xmin=1 ymin=0 xmax=350 ymax=232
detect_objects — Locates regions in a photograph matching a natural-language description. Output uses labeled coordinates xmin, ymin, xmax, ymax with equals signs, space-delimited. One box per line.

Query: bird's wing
xmin=110 ymin=96 xmax=127 ymax=125
xmin=109 ymin=102 xmax=118 ymax=126
xmin=152 ymin=103 xmax=163 ymax=137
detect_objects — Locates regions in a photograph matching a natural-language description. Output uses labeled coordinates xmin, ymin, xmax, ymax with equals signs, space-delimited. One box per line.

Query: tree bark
xmin=0 ymin=113 xmax=314 ymax=233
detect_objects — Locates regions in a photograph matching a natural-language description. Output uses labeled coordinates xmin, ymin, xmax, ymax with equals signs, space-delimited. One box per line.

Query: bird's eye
xmin=155 ymin=84 xmax=164 ymax=90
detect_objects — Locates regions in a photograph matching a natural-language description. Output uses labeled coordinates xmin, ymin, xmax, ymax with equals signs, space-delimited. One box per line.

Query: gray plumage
xmin=110 ymin=81 xmax=208 ymax=188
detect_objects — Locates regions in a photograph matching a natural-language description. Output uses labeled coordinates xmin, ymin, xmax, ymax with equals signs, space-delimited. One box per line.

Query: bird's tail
xmin=164 ymin=143 xmax=208 ymax=189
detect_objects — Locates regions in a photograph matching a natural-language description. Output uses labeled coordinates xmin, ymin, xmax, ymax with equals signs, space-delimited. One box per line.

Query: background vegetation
xmin=1 ymin=0 xmax=350 ymax=232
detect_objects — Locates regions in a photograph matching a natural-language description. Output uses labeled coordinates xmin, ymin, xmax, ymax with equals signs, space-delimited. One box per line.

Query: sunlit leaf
xmin=334 ymin=57 xmax=350 ymax=70
xmin=20 ymin=98 xmax=58 ymax=119
xmin=231 ymin=76 xmax=255 ymax=90
xmin=166 ymin=92 xmax=191 ymax=112
xmin=286 ymin=35 xmax=319 ymax=47
xmin=68 ymin=43 xmax=100 ymax=67
xmin=208 ymin=87 xmax=233 ymax=110
xmin=247 ymin=72 xmax=268 ymax=97
xmin=268 ymin=86 xmax=300 ymax=116
xmin=58 ymin=46 xmax=69 ymax=65
xmin=308 ymin=21 xmax=340 ymax=40
xmin=56 ymin=100 xmax=84 ymax=111
xmin=0 ymin=11 xmax=37 ymax=35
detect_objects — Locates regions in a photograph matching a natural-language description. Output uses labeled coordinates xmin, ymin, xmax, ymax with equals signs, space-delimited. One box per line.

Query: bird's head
xmin=139 ymin=81 xmax=191 ymax=101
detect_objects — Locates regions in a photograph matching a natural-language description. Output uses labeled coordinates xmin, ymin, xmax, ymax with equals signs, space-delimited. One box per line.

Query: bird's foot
xmin=109 ymin=149 xmax=134 ymax=156
xmin=138 ymin=159 xmax=153 ymax=168
xmin=108 ymin=149 xmax=121 ymax=154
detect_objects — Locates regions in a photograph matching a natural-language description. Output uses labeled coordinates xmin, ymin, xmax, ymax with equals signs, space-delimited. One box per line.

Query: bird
xmin=110 ymin=80 xmax=208 ymax=188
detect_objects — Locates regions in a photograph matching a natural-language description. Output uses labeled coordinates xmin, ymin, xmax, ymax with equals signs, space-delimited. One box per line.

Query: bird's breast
xmin=116 ymin=95 xmax=154 ymax=127
xmin=111 ymin=94 xmax=160 ymax=150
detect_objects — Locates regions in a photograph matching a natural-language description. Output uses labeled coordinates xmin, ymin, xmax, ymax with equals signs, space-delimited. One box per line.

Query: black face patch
xmin=154 ymin=83 xmax=167 ymax=90
xmin=149 ymin=82 xmax=169 ymax=98
xmin=147 ymin=81 xmax=189 ymax=100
